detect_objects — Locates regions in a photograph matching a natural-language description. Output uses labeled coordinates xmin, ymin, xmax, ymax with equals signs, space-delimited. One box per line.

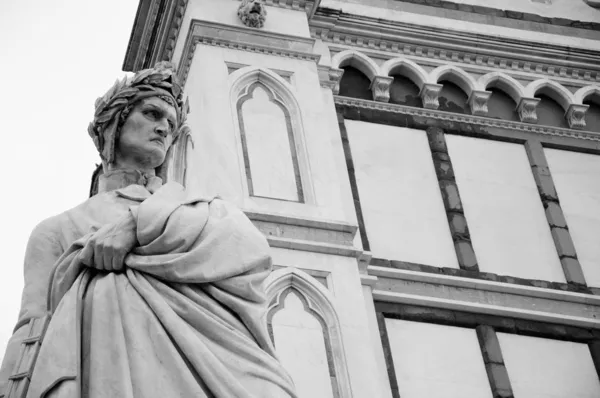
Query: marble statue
xmin=0 ymin=62 xmax=297 ymax=398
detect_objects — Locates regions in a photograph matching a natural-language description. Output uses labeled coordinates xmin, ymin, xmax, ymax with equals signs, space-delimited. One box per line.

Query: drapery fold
xmin=27 ymin=183 xmax=296 ymax=398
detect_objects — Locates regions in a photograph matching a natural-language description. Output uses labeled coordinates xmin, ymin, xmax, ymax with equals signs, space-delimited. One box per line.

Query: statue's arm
xmin=0 ymin=218 xmax=63 ymax=396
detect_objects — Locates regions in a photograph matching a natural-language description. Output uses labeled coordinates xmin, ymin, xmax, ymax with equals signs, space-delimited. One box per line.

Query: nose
xmin=155 ymin=119 xmax=169 ymax=137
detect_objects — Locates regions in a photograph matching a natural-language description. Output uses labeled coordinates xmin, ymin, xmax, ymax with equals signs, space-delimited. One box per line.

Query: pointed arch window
xmin=236 ymin=81 xmax=304 ymax=202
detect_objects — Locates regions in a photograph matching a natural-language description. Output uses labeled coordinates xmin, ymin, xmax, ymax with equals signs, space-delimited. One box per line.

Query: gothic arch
xmin=331 ymin=50 xmax=379 ymax=81
xmin=228 ymin=67 xmax=314 ymax=203
xmin=264 ymin=267 xmax=353 ymax=398
xmin=574 ymin=85 xmax=600 ymax=104
xmin=478 ymin=72 xmax=525 ymax=104
xmin=429 ymin=65 xmax=477 ymax=97
xmin=381 ymin=58 xmax=428 ymax=89
xmin=525 ymin=79 xmax=574 ymax=111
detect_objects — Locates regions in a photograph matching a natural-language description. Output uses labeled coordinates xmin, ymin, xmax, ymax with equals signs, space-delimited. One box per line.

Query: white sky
xmin=0 ymin=0 xmax=139 ymax=362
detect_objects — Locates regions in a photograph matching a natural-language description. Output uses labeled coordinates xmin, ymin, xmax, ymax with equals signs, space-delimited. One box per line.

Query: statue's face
xmin=115 ymin=97 xmax=177 ymax=170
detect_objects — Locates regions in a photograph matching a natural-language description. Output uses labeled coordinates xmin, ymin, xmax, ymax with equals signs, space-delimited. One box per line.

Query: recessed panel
xmin=385 ymin=319 xmax=493 ymax=398
xmin=446 ymin=136 xmax=565 ymax=282
xmin=346 ymin=120 xmax=458 ymax=268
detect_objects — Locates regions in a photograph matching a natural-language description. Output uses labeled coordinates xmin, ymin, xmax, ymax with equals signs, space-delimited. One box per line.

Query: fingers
xmin=112 ymin=251 xmax=125 ymax=272
xmin=80 ymin=240 xmax=94 ymax=266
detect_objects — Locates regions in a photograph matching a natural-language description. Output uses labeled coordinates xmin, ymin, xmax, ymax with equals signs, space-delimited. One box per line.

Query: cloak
xmin=4 ymin=181 xmax=295 ymax=398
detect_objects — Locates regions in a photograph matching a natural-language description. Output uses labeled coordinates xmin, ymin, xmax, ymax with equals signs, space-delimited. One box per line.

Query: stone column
xmin=427 ymin=127 xmax=479 ymax=272
xmin=524 ymin=141 xmax=587 ymax=286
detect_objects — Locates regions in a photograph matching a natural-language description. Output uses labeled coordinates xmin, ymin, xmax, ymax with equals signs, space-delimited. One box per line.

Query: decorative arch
xmin=525 ymin=79 xmax=574 ymax=111
xmin=478 ymin=72 xmax=525 ymax=104
xmin=574 ymin=85 xmax=600 ymax=104
xmin=429 ymin=65 xmax=477 ymax=97
xmin=331 ymin=50 xmax=379 ymax=81
xmin=264 ymin=267 xmax=352 ymax=398
xmin=381 ymin=58 xmax=428 ymax=89
xmin=228 ymin=67 xmax=313 ymax=203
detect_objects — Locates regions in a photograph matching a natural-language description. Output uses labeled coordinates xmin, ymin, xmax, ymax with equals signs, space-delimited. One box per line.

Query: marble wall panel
xmin=345 ymin=120 xmax=458 ymax=268
xmin=446 ymin=136 xmax=565 ymax=282
xmin=385 ymin=319 xmax=493 ymax=398
xmin=545 ymin=149 xmax=600 ymax=287
xmin=498 ymin=333 xmax=600 ymax=398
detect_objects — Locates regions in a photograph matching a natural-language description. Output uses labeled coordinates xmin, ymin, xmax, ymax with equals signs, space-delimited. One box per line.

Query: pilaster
xmin=426 ymin=127 xmax=479 ymax=272
xmin=476 ymin=326 xmax=514 ymax=398
xmin=525 ymin=141 xmax=587 ymax=286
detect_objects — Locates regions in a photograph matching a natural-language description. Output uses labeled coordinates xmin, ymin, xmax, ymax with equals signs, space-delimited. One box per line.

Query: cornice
xmin=123 ymin=0 xmax=188 ymax=72
xmin=382 ymin=0 xmax=600 ymax=31
xmin=264 ymin=0 xmax=322 ymax=18
xmin=334 ymin=96 xmax=600 ymax=142
xmin=177 ymin=19 xmax=320 ymax=86
xmin=311 ymin=9 xmax=600 ymax=84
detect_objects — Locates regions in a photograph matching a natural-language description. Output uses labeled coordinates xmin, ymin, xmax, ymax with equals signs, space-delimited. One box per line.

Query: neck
xmin=98 ymin=168 xmax=162 ymax=193
xmin=107 ymin=162 xmax=156 ymax=177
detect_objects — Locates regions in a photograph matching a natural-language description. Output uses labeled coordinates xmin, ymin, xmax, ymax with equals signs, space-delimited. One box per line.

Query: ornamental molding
xmin=370 ymin=75 xmax=393 ymax=102
xmin=177 ymin=19 xmax=319 ymax=86
xmin=517 ymin=97 xmax=541 ymax=124
xmin=310 ymin=11 xmax=600 ymax=84
xmin=334 ymin=96 xmax=600 ymax=142
xmin=123 ymin=0 xmax=188 ymax=72
xmin=566 ymin=104 xmax=590 ymax=130
xmin=318 ymin=65 xmax=344 ymax=93
xmin=262 ymin=0 xmax=321 ymax=17
xmin=468 ymin=90 xmax=492 ymax=116
xmin=419 ymin=83 xmax=442 ymax=110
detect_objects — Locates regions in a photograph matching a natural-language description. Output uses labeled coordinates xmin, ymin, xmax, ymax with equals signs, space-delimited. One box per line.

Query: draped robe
xmin=0 ymin=175 xmax=296 ymax=398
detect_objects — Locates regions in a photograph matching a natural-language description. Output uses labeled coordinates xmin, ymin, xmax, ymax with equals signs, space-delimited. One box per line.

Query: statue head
xmin=88 ymin=62 xmax=189 ymax=178
xmin=238 ymin=0 xmax=267 ymax=28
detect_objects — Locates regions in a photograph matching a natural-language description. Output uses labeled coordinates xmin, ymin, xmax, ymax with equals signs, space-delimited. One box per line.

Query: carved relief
xmin=329 ymin=68 xmax=345 ymax=95
xmin=371 ymin=76 xmax=394 ymax=102
xmin=238 ymin=0 xmax=267 ymax=28
xmin=517 ymin=97 xmax=541 ymax=123
xmin=566 ymin=104 xmax=589 ymax=130
xmin=468 ymin=90 xmax=492 ymax=116
xmin=420 ymin=83 xmax=443 ymax=110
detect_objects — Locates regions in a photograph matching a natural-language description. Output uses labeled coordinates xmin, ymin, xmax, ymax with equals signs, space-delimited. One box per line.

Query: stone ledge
xmin=266 ymin=236 xmax=363 ymax=257
xmin=372 ymin=290 xmax=600 ymax=330
xmin=334 ymin=96 xmax=600 ymax=143
xmin=370 ymin=258 xmax=592 ymax=294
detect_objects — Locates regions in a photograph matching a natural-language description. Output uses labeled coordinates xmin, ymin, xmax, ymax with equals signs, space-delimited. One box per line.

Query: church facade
xmin=123 ymin=1 xmax=600 ymax=396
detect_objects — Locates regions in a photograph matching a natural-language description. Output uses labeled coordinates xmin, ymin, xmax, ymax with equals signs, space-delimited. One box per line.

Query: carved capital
xmin=517 ymin=97 xmax=541 ymax=123
xmin=468 ymin=90 xmax=492 ymax=116
xmin=370 ymin=76 xmax=394 ymax=102
xmin=420 ymin=83 xmax=443 ymax=110
xmin=566 ymin=104 xmax=589 ymax=130
xmin=328 ymin=67 xmax=345 ymax=95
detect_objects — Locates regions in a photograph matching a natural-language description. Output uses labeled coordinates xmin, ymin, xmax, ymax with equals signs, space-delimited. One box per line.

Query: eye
xmin=168 ymin=120 xmax=175 ymax=130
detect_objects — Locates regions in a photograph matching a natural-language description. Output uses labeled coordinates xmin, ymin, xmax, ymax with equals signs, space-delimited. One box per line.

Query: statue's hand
xmin=79 ymin=212 xmax=138 ymax=272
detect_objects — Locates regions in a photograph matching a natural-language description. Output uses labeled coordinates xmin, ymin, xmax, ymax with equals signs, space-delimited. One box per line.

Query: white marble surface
xmin=385 ymin=319 xmax=493 ymax=398
xmin=172 ymin=0 xmax=310 ymax=67
xmin=545 ymin=148 xmax=600 ymax=287
xmin=273 ymin=291 xmax=334 ymax=398
xmin=498 ymin=333 xmax=600 ymax=398
xmin=321 ymin=0 xmax=600 ymax=50
xmin=241 ymin=85 xmax=299 ymax=201
xmin=446 ymin=136 xmax=565 ymax=282
xmin=346 ymin=121 xmax=458 ymax=267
